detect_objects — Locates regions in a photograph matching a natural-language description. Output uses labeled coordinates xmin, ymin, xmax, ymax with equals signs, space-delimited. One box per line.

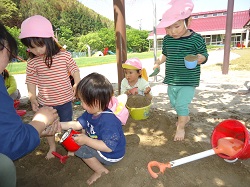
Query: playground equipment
xmin=103 ymin=47 xmax=115 ymax=56
xmin=148 ymin=119 xmax=250 ymax=178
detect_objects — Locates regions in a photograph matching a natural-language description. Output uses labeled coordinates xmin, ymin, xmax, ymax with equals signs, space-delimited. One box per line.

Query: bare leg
xmin=83 ymin=157 xmax=109 ymax=185
xmin=174 ymin=116 xmax=190 ymax=141
xmin=45 ymin=136 xmax=56 ymax=159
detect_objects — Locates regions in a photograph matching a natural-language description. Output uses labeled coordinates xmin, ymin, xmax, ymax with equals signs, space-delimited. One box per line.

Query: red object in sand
xmin=14 ymin=100 xmax=20 ymax=109
xmin=16 ymin=110 xmax=26 ymax=116
xmin=52 ymin=151 xmax=69 ymax=164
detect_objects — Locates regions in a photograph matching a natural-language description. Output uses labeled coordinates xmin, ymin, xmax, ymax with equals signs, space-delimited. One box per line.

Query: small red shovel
xmin=52 ymin=151 xmax=69 ymax=164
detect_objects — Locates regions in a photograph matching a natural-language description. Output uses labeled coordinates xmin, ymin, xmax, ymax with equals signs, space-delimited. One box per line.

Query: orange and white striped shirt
xmin=26 ymin=51 xmax=79 ymax=106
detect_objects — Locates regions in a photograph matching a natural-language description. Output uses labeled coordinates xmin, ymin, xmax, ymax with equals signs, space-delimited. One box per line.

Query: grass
xmin=6 ymin=48 xmax=250 ymax=75
xmin=202 ymin=48 xmax=250 ymax=71
xmin=229 ymin=48 xmax=250 ymax=71
xmin=6 ymin=51 xmax=156 ymax=75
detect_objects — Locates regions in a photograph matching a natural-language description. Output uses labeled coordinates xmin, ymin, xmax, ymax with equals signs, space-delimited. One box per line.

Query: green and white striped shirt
xmin=162 ymin=30 xmax=208 ymax=87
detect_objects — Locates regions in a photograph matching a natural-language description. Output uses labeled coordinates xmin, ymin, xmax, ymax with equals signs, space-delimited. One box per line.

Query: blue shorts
xmin=167 ymin=85 xmax=195 ymax=116
xmin=40 ymin=101 xmax=73 ymax=122
xmin=53 ymin=101 xmax=73 ymax=122
xmin=75 ymin=145 xmax=114 ymax=166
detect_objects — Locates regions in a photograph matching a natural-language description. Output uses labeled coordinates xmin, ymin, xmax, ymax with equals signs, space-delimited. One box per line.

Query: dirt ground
xmin=15 ymin=67 xmax=250 ymax=187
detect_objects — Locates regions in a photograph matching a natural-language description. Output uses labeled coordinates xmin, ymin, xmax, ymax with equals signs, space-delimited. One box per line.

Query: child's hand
xmin=73 ymin=133 xmax=88 ymax=146
xmin=197 ymin=54 xmax=206 ymax=64
xmin=30 ymin=98 xmax=39 ymax=112
xmin=144 ymin=87 xmax=151 ymax=94
xmin=153 ymin=63 xmax=160 ymax=71
xmin=41 ymin=118 xmax=61 ymax=137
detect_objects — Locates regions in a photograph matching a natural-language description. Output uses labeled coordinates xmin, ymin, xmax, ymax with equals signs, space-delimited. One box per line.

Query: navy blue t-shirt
xmin=0 ymin=76 xmax=40 ymax=160
xmin=77 ymin=109 xmax=126 ymax=159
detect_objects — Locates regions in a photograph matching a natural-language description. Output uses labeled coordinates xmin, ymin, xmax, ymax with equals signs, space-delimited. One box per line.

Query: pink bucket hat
xmin=157 ymin=0 xmax=194 ymax=28
xmin=19 ymin=15 xmax=55 ymax=39
xmin=122 ymin=58 xmax=142 ymax=70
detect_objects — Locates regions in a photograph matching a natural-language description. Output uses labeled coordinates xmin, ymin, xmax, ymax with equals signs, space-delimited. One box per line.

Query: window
xmin=213 ymin=13 xmax=217 ymax=16
xmin=158 ymin=40 xmax=163 ymax=50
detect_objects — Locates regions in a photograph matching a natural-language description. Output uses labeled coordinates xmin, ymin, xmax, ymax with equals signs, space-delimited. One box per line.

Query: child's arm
xmin=61 ymin=121 xmax=82 ymax=131
xmin=73 ymin=134 xmax=112 ymax=152
xmin=144 ymin=87 xmax=152 ymax=100
xmin=72 ymin=70 xmax=81 ymax=95
xmin=27 ymin=83 xmax=39 ymax=111
xmin=140 ymin=79 xmax=152 ymax=100
xmin=153 ymin=54 xmax=166 ymax=69
xmin=197 ymin=54 xmax=207 ymax=64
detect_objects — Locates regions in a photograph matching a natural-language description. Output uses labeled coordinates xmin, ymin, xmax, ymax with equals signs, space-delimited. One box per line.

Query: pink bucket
xmin=211 ymin=119 xmax=250 ymax=160
xmin=60 ymin=128 xmax=80 ymax=152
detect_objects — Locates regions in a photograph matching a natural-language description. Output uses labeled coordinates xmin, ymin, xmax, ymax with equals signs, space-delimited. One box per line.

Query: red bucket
xmin=60 ymin=129 xmax=80 ymax=152
xmin=211 ymin=119 xmax=250 ymax=160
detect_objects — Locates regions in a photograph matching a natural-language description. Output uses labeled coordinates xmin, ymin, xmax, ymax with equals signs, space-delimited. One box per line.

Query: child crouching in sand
xmin=60 ymin=73 xmax=126 ymax=185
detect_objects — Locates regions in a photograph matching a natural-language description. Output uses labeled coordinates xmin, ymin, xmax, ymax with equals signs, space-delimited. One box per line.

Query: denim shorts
xmin=75 ymin=145 xmax=114 ymax=166
xmin=53 ymin=101 xmax=73 ymax=122
xmin=40 ymin=101 xmax=73 ymax=122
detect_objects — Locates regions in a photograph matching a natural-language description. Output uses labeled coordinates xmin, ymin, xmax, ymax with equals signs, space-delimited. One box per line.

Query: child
xmin=19 ymin=15 xmax=81 ymax=159
xmin=60 ymin=72 xmax=126 ymax=185
xmin=1 ymin=69 xmax=21 ymax=100
xmin=121 ymin=58 xmax=152 ymax=100
xmin=153 ymin=0 xmax=209 ymax=141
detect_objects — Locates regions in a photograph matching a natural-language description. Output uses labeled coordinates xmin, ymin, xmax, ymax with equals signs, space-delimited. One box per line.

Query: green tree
xmin=19 ymin=0 xmax=61 ymax=26
xmin=77 ymin=32 xmax=102 ymax=53
xmin=126 ymin=29 xmax=149 ymax=52
xmin=6 ymin=26 xmax=27 ymax=59
xmin=95 ymin=15 xmax=104 ymax=31
xmin=57 ymin=26 xmax=77 ymax=51
xmin=0 ymin=0 xmax=21 ymax=27
xmin=97 ymin=28 xmax=116 ymax=52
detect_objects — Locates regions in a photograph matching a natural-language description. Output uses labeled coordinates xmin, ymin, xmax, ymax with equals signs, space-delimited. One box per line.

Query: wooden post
xmin=222 ymin=0 xmax=234 ymax=74
xmin=113 ymin=0 xmax=127 ymax=94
